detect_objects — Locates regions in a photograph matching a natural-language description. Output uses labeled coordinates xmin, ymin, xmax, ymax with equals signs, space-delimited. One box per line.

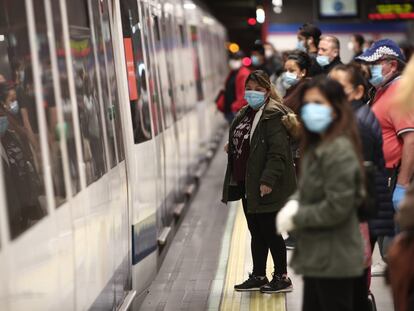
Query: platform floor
xmin=140 ymin=138 xmax=394 ymax=311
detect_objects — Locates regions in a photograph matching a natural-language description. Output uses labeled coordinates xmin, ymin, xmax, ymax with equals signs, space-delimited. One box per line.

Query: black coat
xmin=352 ymin=100 xmax=395 ymax=237
xmin=321 ymin=56 xmax=342 ymax=75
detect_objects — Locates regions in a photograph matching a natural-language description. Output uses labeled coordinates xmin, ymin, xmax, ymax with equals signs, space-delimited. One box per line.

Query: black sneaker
xmin=284 ymin=236 xmax=296 ymax=250
xmin=234 ymin=274 xmax=269 ymax=292
xmin=260 ymin=274 xmax=293 ymax=294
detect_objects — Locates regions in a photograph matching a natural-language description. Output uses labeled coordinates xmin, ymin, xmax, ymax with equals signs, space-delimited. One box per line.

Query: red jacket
xmin=216 ymin=66 xmax=250 ymax=113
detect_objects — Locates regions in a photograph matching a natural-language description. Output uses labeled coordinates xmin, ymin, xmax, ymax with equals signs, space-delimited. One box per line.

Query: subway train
xmin=0 ymin=0 xmax=227 ymax=309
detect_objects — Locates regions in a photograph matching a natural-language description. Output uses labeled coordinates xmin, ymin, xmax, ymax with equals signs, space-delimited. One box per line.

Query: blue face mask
xmin=0 ymin=116 xmax=9 ymax=136
xmin=282 ymin=72 xmax=299 ymax=89
xmin=9 ymin=101 xmax=19 ymax=115
xmin=301 ymin=103 xmax=333 ymax=134
xmin=251 ymin=55 xmax=261 ymax=67
xmin=296 ymin=40 xmax=306 ymax=52
xmin=316 ymin=55 xmax=331 ymax=67
xmin=369 ymin=64 xmax=384 ymax=87
xmin=244 ymin=90 xmax=266 ymax=110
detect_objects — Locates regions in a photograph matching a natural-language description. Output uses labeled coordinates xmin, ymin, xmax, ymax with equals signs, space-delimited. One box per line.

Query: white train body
xmin=0 ymin=0 xmax=227 ymax=309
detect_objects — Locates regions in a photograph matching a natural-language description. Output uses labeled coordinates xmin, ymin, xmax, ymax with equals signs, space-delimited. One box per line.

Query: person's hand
xmin=260 ymin=184 xmax=272 ymax=197
xmin=393 ymin=184 xmax=407 ymax=211
xmin=276 ymin=200 xmax=299 ymax=233
xmin=224 ymin=142 xmax=229 ymax=153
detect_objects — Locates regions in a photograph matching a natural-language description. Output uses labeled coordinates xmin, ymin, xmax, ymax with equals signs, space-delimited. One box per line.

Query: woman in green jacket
xmin=276 ymin=77 xmax=365 ymax=310
xmin=222 ymin=70 xmax=298 ymax=293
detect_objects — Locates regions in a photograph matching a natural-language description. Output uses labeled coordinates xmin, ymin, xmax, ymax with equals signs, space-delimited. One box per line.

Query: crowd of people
xmin=219 ymin=23 xmax=414 ymax=311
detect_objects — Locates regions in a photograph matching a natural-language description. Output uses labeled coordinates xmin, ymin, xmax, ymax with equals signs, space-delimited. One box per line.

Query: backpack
xmin=358 ymin=161 xmax=378 ymax=222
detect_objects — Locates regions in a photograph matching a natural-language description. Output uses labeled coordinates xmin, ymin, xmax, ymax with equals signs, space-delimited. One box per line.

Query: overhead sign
xmin=319 ymin=0 xmax=359 ymax=18
xmin=369 ymin=3 xmax=414 ymax=20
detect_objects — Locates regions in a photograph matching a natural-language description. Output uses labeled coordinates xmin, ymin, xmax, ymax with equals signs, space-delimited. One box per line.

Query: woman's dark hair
xmin=331 ymin=62 xmax=369 ymax=101
xmin=287 ymin=51 xmax=311 ymax=77
xmin=298 ymin=23 xmax=322 ymax=47
xmin=298 ymin=76 xmax=363 ymax=164
xmin=245 ymin=70 xmax=282 ymax=103
xmin=352 ymin=34 xmax=365 ymax=48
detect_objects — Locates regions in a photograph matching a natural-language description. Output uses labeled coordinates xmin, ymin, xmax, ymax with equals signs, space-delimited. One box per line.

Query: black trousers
xmin=303 ymin=276 xmax=366 ymax=311
xmin=241 ymin=198 xmax=287 ymax=277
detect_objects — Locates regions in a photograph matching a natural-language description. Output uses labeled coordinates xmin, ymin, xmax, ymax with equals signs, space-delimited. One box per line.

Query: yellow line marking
xmin=220 ymin=203 xmax=286 ymax=311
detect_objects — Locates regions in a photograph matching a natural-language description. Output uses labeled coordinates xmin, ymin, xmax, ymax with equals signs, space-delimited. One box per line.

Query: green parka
xmin=290 ymin=136 xmax=365 ymax=278
xmin=221 ymin=98 xmax=297 ymax=213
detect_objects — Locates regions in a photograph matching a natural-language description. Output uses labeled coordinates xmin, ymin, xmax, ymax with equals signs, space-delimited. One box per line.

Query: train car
xmin=0 ymin=0 xmax=227 ymax=309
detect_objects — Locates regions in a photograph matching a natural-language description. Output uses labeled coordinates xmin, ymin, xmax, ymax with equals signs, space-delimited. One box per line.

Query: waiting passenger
xmin=356 ymin=39 xmax=413 ymax=215
xmin=280 ymin=51 xmax=312 ymax=250
xmin=282 ymin=51 xmax=312 ymax=114
xmin=387 ymin=182 xmax=414 ymax=311
xmin=317 ymin=35 xmax=343 ymax=74
xmin=222 ymin=70 xmax=298 ymax=293
xmin=296 ymin=23 xmax=322 ymax=77
xmin=277 ymin=77 xmax=365 ymax=311
xmin=216 ymin=51 xmax=250 ymax=124
xmin=348 ymin=34 xmax=365 ymax=59
xmin=250 ymin=42 xmax=272 ymax=77
xmin=330 ymin=63 xmax=395 ymax=309
xmin=263 ymin=41 xmax=284 ymax=78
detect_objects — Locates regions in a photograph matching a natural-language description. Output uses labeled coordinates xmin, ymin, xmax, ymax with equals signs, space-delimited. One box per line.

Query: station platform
xmin=140 ymin=137 xmax=394 ymax=311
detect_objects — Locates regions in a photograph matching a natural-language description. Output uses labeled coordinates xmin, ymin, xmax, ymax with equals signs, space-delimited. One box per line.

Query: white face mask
xmin=265 ymin=48 xmax=274 ymax=59
xmin=229 ymin=59 xmax=242 ymax=70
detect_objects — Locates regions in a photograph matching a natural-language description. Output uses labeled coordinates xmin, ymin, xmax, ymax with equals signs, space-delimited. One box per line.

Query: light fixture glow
xmin=229 ymin=43 xmax=240 ymax=53
xmin=0 ymin=35 xmax=4 ymax=42
xmin=183 ymin=2 xmax=196 ymax=10
xmin=273 ymin=6 xmax=282 ymax=14
xmin=272 ymin=0 xmax=283 ymax=6
xmin=248 ymin=18 xmax=257 ymax=26
xmin=256 ymin=7 xmax=265 ymax=24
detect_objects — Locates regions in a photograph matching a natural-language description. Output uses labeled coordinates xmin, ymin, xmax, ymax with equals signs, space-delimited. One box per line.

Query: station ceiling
xmin=199 ymin=0 xmax=263 ymax=54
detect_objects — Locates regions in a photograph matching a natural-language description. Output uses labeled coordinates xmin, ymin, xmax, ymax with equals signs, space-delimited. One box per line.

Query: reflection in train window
xmin=143 ymin=4 xmax=164 ymax=135
xmin=50 ymin=0 xmax=81 ymax=194
xmin=89 ymin=0 xmax=117 ymax=169
xmin=100 ymin=1 xmax=125 ymax=161
xmin=0 ymin=0 xmax=47 ymax=239
xmin=178 ymin=24 xmax=186 ymax=46
xmin=34 ymin=0 xmax=68 ymax=206
xmin=120 ymin=0 xmax=152 ymax=144
xmin=190 ymin=26 xmax=204 ymax=102
xmin=67 ymin=0 xmax=107 ymax=185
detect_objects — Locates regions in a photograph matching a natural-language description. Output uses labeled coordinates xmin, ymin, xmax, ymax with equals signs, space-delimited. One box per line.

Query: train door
xmin=115 ymin=0 xmax=159 ymax=303
xmin=171 ymin=4 xmax=189 ymax=192
xmin=0 ymin=0 xmax=75 ymax=308
xmin=149 ymin=1 xmax=179 ymax=226
xmin=160 ymin=3 xmax=181 ymax=199
xmin=60 ymin=0 xmax=130 ymax=308
xmin=140 ymin=0 xmax=168 ymax=235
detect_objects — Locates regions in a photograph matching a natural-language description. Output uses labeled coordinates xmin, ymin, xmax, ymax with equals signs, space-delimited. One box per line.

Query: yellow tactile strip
xmin=220 ymin=203 xmax=286 ymax=311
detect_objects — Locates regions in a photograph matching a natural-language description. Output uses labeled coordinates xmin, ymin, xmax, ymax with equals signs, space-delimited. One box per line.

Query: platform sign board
xmin=123 ymin=38 xmax=139 ymax=101
xmin=368 ymin=2 xmax=414 ymax=20
xmin=319 ymin=0 xmax=359 ymax=18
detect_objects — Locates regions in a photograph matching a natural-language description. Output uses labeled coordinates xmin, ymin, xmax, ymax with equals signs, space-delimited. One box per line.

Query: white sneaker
xmin=371 ymin=261 xmax=386 ymax=277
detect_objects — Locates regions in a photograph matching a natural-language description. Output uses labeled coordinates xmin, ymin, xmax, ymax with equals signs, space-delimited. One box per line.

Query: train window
xmin=0 ymin=0 xmax=47 ymax=239
xmin=153 ymin=15 xmax=161 ymax=42
xmin=33 ymin=0 xmax=68 ymax=206
xmin=100 ymin=1 xmax=125 ymax=162
xmin=190 ymin=26 xmax=204 ymax=101
xmin=89 ymin=0 xmax=117 ymax=169
xmin=141 ymin=3 xmax=163 ymax=136
xmin=50 ymin=0 xmax=81 ymax=193
xmin=178 ymin=24 xmax=186 ymax=46
xmin=66 ymin=0 xmax=108 ymax=185
xmin=120 ymin=0 xmax=152 ymax=144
